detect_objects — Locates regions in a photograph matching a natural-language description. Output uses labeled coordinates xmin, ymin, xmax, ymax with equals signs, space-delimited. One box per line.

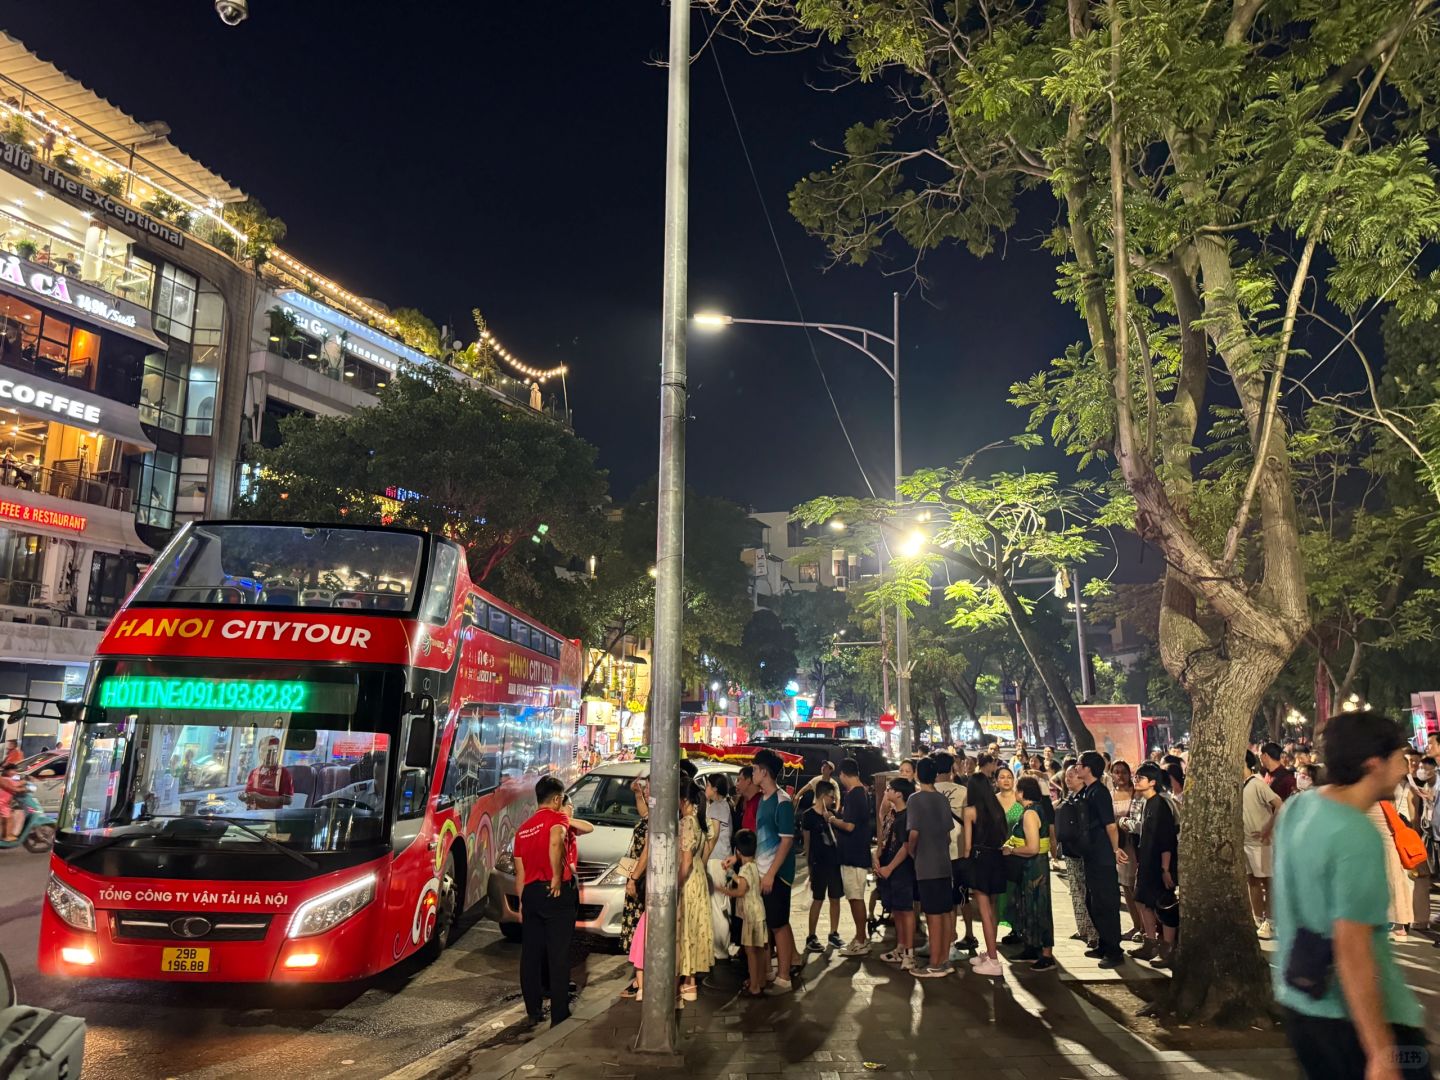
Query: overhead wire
xmin=704 ymin=22 xmax=880 ymax=501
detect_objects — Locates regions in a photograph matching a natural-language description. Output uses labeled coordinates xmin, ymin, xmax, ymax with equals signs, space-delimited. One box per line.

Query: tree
xmin=241 ymin=365 xmax=608 ymax=627
xmin=777 ymin=588 xmax=853 ymax=704
xmin=795 ymin=463 xmax=1124 ymax=751
xmin=757 ymin=0 xmax=1440 ymax=1022
xmin=574 ymin=486 xmax=757 ymax=698
xmin=721 ymin=609 xmax=800 ymax=701
xmin=223 ymin=197 xmax=287 ymax=269
xmin=390 ymin=308 xmax=442 ymax=358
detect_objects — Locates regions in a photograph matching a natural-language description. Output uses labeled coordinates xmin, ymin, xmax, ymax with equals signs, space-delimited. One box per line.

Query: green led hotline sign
xmin=97 ymin=676 xmax=354 ymax=713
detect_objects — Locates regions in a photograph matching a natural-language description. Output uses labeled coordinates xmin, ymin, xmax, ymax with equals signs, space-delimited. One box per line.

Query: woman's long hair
xmin=966 ymin=773 xmax=1008 ymax=848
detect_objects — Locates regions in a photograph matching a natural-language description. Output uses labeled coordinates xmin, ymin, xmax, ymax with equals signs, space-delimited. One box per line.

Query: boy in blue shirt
xmin=1273 ymin=710 xmax=1426 ymax=1079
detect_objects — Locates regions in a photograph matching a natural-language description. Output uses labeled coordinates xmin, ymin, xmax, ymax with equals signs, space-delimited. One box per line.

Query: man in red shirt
xmin=737 ymin=765 xmax=760 ymax=833
xmin=513 ymin=776 xmax=592 ymax=1025
xmin=243 ymin=737 xmax=294 ymax=810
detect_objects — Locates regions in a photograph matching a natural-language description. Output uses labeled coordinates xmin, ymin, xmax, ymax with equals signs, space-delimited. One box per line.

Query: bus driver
xmin=243 ymin=737 xmax=294 ymax=810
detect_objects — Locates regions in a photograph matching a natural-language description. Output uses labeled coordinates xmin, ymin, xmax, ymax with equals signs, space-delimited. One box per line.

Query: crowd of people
xmin=511 ymin=716 xmax=1437 ymax=1079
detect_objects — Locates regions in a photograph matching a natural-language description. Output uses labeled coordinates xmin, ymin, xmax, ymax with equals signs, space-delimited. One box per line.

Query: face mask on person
xmin=1296 ymin=772 xmax=1313 ymax=791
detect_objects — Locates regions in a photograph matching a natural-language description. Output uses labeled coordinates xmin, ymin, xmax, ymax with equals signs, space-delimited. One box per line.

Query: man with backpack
xmin=1061 ymin=751 xmax=1127 ymax=968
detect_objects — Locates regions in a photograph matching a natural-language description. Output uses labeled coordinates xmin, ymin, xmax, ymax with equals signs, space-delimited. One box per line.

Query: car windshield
xmin=134 ymin=522 xmax=426 ymax=612
xmin=60 ymin=659 xmax=403 ymax=854
xmin=568 ymin=772 xmax=644 ymax=828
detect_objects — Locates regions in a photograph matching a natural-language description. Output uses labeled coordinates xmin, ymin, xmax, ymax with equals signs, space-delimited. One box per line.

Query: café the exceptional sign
xmin=0 ymin=140 xmax=185 ymax=248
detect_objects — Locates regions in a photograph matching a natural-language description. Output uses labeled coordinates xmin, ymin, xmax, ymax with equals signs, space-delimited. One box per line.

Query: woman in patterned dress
xmin=676 ymin=780 xmax=713 ymax=1001
xmin=618 ymin=776 xmax=649 ymax=999
xmin=996 ymin=766 xmax=1021 ymax=932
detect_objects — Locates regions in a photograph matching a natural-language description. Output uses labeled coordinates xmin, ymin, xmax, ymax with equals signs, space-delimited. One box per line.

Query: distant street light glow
xmin=693 ymin=313 xmax=733 ymax=329
xmin=829 ymin=520 xmax=846 ymax=531
xmin=899 ymin=530 xmax=925 ymax=558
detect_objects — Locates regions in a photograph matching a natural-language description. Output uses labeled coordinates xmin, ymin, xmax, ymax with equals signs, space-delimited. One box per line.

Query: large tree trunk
xmin=1162 ymin=633 xmax=1287 ymax=1023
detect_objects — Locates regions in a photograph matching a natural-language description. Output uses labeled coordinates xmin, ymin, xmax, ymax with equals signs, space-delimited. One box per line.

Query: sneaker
xmin=1000 ymin=931 xmax=1021 ymax=945
xmin=957 ymin=935 xmax=979 ymax=951
xmin=839 ymin=940 xmax=870 ymax=957
xmin=765 ymin=978 xmax=793 ymax=995
xmin=1016 ymin=948 xmax=1041 ymax=962
xmin=1083 ymin=946 xmax=1106 ymax=959
xmin=1256 ymin=919 xmax=1274 ymax=941
xmin=805 ymin=934 xmax=823 ymax=953
xmin=911 ymin=965 xmax=951 ymax=978
xmin=900 ymin=952 xmax=917 ymax=971
xmin=973 ymin=956 xmax=1003 ymax=977
xmin=828 ymin=932 xmax=845 ymax=949
xmin=1031 ymin=956 xmax=1058 ymax=972
xmin=1097 ymin=953 xmax=1126 ymax=969
xmin=879 ymin=948 xmax=907 ymax=964
xmin=969 ymin=953 xmax=988 ymax=967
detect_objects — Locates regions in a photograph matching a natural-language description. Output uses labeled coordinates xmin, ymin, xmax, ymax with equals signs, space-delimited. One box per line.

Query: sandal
xmin=620 ymin=980 xmax=639 ymax=999
xmin=680 ymin=982 xmax=698 ymax=1002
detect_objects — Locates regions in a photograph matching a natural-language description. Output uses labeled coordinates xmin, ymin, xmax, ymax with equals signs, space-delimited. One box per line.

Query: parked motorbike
xmin=0 ymin=785 xmax=56 ymax=853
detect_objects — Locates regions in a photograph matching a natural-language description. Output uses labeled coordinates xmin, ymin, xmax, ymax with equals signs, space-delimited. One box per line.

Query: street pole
xmin=892 ymin=291 xmax=912 ymax=757
xmin=636 ymin=0 xmax=687 ymax=1055
xmin=1072 ymin=571 xmax=1092 ymax=703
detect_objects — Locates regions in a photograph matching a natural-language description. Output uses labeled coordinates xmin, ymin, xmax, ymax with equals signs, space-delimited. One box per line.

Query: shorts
xmin=840 ymin=864 xmax=868 ymax=901
xmin=1244 ymin=839 xmax=1272 ymax=878
xmin=809 ymin=862 xmax=843 ymax=901
xmin=883 ymin=870 xmax=916 ymax=911
xmin=968 ymin=849 xmax=1007 ymax=897
xmin=763 ymin=878 xmax=793 ymax=931
xmin=918 ymin=877 xmax=955 ymax=916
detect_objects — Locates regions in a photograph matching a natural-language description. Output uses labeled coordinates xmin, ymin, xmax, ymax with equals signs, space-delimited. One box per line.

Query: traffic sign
xmin=877 ymin=712 xmax=896 ymax=732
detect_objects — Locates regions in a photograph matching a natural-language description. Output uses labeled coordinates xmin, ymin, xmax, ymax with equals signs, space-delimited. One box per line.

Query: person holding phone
xmin=513 ymin=778 xmax=594 ymax=1026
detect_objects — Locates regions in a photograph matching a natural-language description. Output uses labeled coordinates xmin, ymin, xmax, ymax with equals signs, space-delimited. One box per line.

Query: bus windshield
xmin=135 ymin=522 xmax=426 ymax=612
xmin=60 ymin=660 xmax=404 ymax=854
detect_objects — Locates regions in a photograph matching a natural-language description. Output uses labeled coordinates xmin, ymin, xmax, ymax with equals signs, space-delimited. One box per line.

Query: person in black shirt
xmin=825 ymin=758 xmax=874 ymax=955
xmin=1077 ymin=750 xmax=1127 ymax=967
xmin=801 ymin=780 xmax=844 ymax=952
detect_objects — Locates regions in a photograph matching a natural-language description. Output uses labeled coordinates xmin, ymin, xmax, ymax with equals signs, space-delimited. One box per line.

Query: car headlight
xmin=599 ymin=866 xmax=629 ymax=887
xmin=46 ymin=874 xmax=95 ymax=932
xmin=286 ymin=874 xmax=377 ymax=938
xmin=494 ymin=849 xmax=515 ymax=875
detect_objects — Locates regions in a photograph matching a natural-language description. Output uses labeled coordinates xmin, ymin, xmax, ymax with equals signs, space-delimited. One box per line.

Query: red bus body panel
xmin=45 ymin=529 xmax=581 ymax=982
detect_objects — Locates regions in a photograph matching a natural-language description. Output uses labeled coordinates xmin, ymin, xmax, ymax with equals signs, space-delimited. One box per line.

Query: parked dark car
xmin=752 ymin=736 xmax=892 ymax=790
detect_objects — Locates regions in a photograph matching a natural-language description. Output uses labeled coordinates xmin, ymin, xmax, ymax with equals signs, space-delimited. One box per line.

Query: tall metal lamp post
xmin=694 ymin=295 xmax=913 ymax=756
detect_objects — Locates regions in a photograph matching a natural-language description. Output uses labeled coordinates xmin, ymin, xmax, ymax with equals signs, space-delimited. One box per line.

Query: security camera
xmin=215 ymin=0 xmax=248 ymax=26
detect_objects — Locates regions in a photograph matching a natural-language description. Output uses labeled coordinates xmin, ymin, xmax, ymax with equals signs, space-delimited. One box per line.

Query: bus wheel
xmin=423 ymin=855 xmax=458 ymax=963
xmin=499 ymin=922 xmax=523 ymax=943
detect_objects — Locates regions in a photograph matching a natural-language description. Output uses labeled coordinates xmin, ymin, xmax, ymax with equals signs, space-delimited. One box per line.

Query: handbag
xmin=1381 ymin=800 xmax=1429 ymax=872
xmin=617 ymin=855 xmax=639 ymax=881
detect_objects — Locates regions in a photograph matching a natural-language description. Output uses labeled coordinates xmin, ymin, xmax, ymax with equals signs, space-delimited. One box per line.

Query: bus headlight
xmin=46 ymin=875 xmax=95 ymax=933
xmin=286 ymin=874 xmax=377 ymax=938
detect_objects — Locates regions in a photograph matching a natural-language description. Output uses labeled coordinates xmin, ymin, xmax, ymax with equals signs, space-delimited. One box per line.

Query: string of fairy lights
xmin=0 ymin=98 xmax=570 ymax=384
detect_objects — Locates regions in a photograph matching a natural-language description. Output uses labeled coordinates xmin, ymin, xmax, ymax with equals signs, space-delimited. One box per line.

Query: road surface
xmin=0 ymin=850 xmax=611 ymax=1079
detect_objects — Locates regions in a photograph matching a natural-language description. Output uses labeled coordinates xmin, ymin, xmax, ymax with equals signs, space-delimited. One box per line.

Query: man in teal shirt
xmin=1273 ymin=710 xmax=1427 ymax=1079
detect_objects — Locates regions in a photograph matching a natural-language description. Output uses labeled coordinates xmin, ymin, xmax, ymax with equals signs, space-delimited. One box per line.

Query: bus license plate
xmin=161 ymin=947 xmax=210 ymax=973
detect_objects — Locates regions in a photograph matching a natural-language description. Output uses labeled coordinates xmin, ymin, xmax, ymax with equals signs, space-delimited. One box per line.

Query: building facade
xmin=749 ymin=510 xmax=881 ymax=599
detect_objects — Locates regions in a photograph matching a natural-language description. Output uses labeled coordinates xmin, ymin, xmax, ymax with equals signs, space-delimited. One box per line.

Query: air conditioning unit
xmin=30 ymin=614 xmax=55 ymax=627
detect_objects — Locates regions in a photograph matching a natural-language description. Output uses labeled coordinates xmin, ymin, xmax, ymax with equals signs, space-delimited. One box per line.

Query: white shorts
xmin=840 ymin=864 xmax=868 ymax=901
xmin=1244 ymin=839 xmax=1272 ymax=878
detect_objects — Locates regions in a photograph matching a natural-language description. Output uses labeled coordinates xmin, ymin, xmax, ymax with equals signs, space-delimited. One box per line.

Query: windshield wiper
xmin=62 ymin=816 xmax=166 ymax=866
xmin=192 ymin=816 xmax=320 ymax=871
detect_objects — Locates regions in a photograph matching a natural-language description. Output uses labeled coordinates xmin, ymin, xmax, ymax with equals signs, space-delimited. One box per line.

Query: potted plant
xmin=265 ymin=306 xmax=297 ymax=348
xmin=98 ymin=174 xmax=124 ymax=197
xmin=14 ymin=239 xmax=37 ymax=260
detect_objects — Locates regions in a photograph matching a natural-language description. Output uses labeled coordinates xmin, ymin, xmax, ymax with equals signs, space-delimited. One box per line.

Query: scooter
xmin=0 ymin=785 xmax=56 ymax=853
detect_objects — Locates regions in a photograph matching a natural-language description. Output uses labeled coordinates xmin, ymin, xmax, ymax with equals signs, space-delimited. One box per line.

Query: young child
xmin=875 ymin=777 xmax=918 ymax=969
xmin=723 ymin=828 xmax=767 ymax=996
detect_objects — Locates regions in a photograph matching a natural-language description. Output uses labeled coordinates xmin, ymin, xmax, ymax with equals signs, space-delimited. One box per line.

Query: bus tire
xmin=422 ymin=853 xmax=458 ymax=964
xmin=499 ymin=922 xmax=523 ymax=943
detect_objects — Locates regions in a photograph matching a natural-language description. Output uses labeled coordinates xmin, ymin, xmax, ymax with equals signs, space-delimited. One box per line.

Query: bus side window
xmin=500 ymin=706 xmax=537 ymax=780
xmin=488 ymin=608 xmax=509 ymax=640
xmin=440 ymin=708 xmax=500 ymax=800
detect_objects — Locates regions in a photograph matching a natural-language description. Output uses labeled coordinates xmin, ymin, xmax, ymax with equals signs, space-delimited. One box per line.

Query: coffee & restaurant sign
xmin=0 ymin=140 xmax=185 ymax=249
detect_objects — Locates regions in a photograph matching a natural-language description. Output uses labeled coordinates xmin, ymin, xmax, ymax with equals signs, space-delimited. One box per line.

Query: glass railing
xmin=0 ymin=210 xmax=155 ymax=308
xmin=0 ymin=458 xmax=133 ymax=511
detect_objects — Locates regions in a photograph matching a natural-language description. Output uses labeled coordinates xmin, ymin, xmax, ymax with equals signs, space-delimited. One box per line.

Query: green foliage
xmin=240 ymin=365 xmax=608 ymax=626
xmin=225 ymin=198 xmax=287 ymax=269
xmin=391 ymin=307 xmax=443 ymax=358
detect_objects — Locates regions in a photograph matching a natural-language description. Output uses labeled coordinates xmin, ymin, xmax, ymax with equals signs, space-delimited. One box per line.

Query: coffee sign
xmin=0 ymin=139 xmax=185 ymax=248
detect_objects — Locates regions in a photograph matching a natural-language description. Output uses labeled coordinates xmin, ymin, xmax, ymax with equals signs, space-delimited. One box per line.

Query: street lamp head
xmin=898 ymin=530 xmax=925 ymax=558
xmin=829 ymin=520 xmax=847 ymax=532
xmin=692 ymin=313 xmax=733 ymax=330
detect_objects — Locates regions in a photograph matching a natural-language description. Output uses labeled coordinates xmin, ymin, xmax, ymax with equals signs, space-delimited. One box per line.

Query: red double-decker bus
xmin=39 ymin=521 xmax=581 ymax=982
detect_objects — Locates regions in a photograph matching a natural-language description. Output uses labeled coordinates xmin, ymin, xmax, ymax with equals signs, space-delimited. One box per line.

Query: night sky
xmin=2 ymin=2 xmax=1082 ymax=512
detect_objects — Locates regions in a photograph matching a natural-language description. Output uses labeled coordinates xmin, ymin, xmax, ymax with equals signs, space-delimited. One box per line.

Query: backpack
xmin=1055 ymin=792 xmax=1092 ymax=857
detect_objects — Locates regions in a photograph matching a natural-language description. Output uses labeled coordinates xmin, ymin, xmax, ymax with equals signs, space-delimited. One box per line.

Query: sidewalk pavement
xmin=397 ymin=865 xmax=1315 ymax=1080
